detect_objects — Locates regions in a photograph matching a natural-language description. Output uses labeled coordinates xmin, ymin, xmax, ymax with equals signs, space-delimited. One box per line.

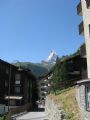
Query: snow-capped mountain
xmin=14 ymin=50 xmax=59 ymax=77
xmin=42 ymin=50 xmax=59 ymax=64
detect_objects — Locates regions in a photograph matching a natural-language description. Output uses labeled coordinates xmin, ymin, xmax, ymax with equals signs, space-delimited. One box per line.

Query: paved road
xmin=15 ymin=112 xmax=49 ymax=120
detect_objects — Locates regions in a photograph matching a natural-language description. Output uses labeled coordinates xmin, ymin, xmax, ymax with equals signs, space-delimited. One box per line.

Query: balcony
xmin=43 ymin=85 xmax=48 ymax=88
xmin=86 ymin=0 xmax=90 ymax=8
xmin=77 ymin=2 xmax=82 ymax=16
xmin=68 ymin=71 xmax=80 ymax=75
xmin=79 ymin=21 xmax=84 ymax=35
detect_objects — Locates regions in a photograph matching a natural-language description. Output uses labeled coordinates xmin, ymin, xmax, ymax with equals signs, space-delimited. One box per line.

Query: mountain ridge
xmin=42 ymin=50 xmax=59 ymax=64
xmin=14 ymin=50 xmax=59 ymax=77
xmin=14 ymin=62 xmax=54 ymax=77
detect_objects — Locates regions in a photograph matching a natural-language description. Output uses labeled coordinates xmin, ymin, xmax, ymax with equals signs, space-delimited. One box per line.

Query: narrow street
xmin=15 ymin=111 xmax=49 ymax=120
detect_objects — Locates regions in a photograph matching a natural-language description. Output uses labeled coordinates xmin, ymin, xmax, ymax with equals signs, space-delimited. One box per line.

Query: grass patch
xmin=50 ymin=86 xmax=72 ymax=95
xmin=56 ymin=87 xmax=72 ymax=95
xmin=0 ymin=117 xmax=4 ymax=120
xmin=49 ymin=87 xmax=82 ymax=120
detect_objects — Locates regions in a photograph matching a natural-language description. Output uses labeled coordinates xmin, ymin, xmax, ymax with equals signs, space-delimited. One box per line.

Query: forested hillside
xmin=14 ymin=62 xmax=54 ymax=77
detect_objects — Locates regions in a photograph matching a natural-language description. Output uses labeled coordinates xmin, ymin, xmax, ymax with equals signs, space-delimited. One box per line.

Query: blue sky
xmin=0 ymin=0 xmax=84 ymax=63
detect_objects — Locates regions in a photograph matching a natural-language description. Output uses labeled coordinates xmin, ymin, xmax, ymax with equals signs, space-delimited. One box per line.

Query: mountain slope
xmin=14 ymin=62 xmax=53 ymax=77
xmin=14 ymin=50 xmax=58 ymax=77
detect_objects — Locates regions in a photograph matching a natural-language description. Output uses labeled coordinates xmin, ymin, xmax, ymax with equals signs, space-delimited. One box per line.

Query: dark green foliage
xmin=60 ymin=62 xmax=69 ymax=81
xmin=52 ymin=51 xmax=82 ymax=92
xmin=27 ymin=63 xmax=50 ymax=77
xmin=14 ymin=62 xmax=54 ymax=77
xmin=53 ymin=60 xmax=69 ymax=88
xmin=52 ymin=54 xmax=80 ymax=91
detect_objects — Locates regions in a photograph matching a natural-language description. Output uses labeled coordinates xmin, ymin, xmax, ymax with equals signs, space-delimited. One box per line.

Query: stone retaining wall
xmin=45 ymin=96 xmax=66 ymax=120
xmin=76 ymin=81 xmax=90 ymax=120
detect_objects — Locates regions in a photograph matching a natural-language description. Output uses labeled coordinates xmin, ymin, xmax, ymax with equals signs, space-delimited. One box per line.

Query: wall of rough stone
xmin=76 ymin=81 xmax=90 ymax=120
xmin=45 ymin=96 xmax=66 ymax=120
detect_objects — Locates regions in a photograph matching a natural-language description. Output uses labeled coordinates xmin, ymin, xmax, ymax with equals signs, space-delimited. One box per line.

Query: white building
xmin=38 ymin=78 xmax=48 ymax=100
xmin=76 ymin=1 xmax=90 ymax=119
xmin=77 ymin=0 xmax=90 ymax=78
xmin=37 ymin=73 xmax=53 ymax=100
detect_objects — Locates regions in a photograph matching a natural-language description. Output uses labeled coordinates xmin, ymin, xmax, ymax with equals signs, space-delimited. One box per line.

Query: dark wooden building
xmin=59 ymin=44 xmax=87 ymax=83
xmin=0 ymin=59 xmax=38 ymax=111
xmin=59 ymin=55 xmax=82 ymax=83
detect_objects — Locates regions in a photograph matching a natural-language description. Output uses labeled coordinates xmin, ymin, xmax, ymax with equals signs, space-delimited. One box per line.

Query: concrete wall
xmin=77 ymin=1 xmax=90 ymax=119
xmin=81 ymin=0 xmax=90 ymax=78
xmin=45 ymin=96 xmax=66 ymax=120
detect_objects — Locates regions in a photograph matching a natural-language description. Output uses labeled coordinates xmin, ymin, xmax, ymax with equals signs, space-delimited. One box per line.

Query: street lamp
xmin=8 ymin=60 xmax=22 ymax=111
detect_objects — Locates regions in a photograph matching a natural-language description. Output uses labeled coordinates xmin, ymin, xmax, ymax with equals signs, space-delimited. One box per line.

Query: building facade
xmin=77 ymin=0 xmax=90 ymax=78
xmin=0 ymin=59 xmax=38 ymax=113
xmin=38 ymin=72 xmax=52 ymax=100
xmin=38 ymin=77 xmax=48 ymax=100
xmin=76 ymin=0 xmax=90 ymax=119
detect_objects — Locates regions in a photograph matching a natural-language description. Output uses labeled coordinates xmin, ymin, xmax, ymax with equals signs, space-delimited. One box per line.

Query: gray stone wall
xmin=76 ymin=80 xmax=90 ymax=120
xmin=45 ymin=96 xmax=66 ymax=120
xmin=76 ymin=84 xmax=86 ymax=111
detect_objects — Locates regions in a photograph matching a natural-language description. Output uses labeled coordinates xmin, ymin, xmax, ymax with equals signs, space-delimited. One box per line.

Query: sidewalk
xmin=15 ymin=112 xmax=49 ymax=120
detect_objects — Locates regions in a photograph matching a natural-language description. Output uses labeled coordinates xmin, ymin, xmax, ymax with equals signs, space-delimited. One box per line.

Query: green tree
xmin=52 ymin=60 xmax=69 ymax=90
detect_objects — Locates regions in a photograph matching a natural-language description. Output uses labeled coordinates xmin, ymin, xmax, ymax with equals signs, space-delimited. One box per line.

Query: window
xmin=89 ymin=25 xmax=90 ymax=36
xmin=41 ymin=83 xmax=45 ymax=86
xmin=15 ymin=74 xmax=21 ymax=84
xmin=86 ymin=86 xmax=90 ymax=111
xmin=15 ymin=74 xmax=20 ymax=80
xmin=10 ymin=100 xmax=16 ymax=106
xmin=6 ymin=69 xmax=9 ymax=74
xmin=86 ymin=0 xmax=90 ymax=8
xmin=15 ymin=86 xmax=20 ymax=93
xmin=41 ymin=88 xmax=45 ymax=91
xmin=41 ymin=93 xmax=45 ymax=96
xmin=41 ymin=83 xmax=48 ymax=86
xmin=15 ymin=81 xmax=20 ymax=84
xmin=5 ymin=80 xmax=8 ymax=87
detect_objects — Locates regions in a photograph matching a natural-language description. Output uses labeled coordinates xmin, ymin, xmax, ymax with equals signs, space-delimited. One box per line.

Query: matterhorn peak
xmin=42 ymin=50 xmax=59 ymax=64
